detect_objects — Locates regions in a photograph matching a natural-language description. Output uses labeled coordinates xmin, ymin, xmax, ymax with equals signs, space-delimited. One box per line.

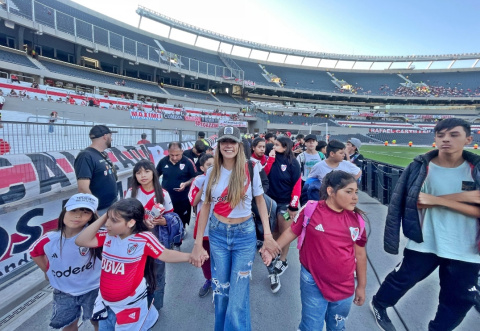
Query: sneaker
xmin=269 ymin=273 xmax=281 ymax=293
xmin=273 ymin=259 xmax=288 ymax=276
xmin=198 ymin=279 xmax=212 ymax=298
xmin=370 ymin=299 xmax=396 ymax=331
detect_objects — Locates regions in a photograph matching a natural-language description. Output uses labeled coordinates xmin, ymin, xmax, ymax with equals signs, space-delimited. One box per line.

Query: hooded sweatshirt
xmin=267 ymin=152 xmax=301 ymax=210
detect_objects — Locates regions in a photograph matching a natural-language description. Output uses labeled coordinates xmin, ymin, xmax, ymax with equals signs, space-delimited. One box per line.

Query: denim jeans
xmin=299 ymin=265 xmax=353 ymax=331
xmin=149 ymin=260 xmax=165 ymax=310
xmin=209 ymin=213 xmax=257 ymax=331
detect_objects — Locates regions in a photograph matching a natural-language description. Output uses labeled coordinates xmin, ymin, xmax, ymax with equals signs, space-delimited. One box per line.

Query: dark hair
xmin=206 ymin=145 xmax=213 ymax=151
xmin=434 ymin=118 xmax=471 ymax=137
xmin=265 ymin=142 xmax=274 ymax=156
xmin=168 ymin=141 xmax=182 ymax=150
xmin=198 ymin=131 xmax=206 ymax=138
xmin=141 ymin=133 xmax=147 ymax=139
xmin=265 ymin=133 xmax=275 ymax=141
xmin=194 ymin=140 xmax=206 ymax=153
xmin=317 ymin=140 xmax=327 ymax=150
xmin=199 ymin=153 xmax=213 ymax=167
xmin=319 ymin=171 xmax=364 ymax=215
xmin=276 ymin=136 xmax=295 ymax=161
xmin=242 ymin=138 xmax=252 ymax=159
xmin=296 ymin=134 xmax=305 ymax=140
xmin=57 ymin=207 xmax=101 ymax=264
xmin=326 ymin=140 xmax=345 ymax=157
xmin=131 ymin=160 xmax=164 ymax=204
xmin=107 ymin=198 xmax=156 ymax=294
xmin=251 ymin=137 xmax=266 ymax=154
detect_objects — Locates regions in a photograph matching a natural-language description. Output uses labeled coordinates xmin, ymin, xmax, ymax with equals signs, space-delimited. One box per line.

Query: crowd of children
xmin=31 ymin=121 xmax=480 ymax=330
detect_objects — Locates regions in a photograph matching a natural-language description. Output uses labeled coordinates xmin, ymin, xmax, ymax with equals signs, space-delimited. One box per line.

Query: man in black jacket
xmin=371 ymin=118 xmax=480 ymax=331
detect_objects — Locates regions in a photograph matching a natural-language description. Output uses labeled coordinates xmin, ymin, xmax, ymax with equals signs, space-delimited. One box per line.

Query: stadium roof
xmin=137 ymin=5 xmax=480 ymax=66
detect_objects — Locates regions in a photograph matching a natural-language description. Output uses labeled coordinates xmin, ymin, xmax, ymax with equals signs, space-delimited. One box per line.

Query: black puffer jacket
xmin=384 ymin=149 xmax=480 ymax=255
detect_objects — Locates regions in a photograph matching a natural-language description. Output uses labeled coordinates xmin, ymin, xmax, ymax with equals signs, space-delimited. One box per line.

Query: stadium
xmin=0 ymin=1 xmax=479 ymax=330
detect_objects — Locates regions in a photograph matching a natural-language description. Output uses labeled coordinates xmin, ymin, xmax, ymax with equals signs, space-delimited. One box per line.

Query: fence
xmin=0 ymin=121 xmax=216 ymax=154
xmin=359 ymin=159 xmax=404 ymax=205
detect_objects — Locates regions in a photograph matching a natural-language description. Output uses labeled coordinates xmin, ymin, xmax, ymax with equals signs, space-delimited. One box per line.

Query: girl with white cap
xmin=29 ymin=193 xmax=102 ymax=331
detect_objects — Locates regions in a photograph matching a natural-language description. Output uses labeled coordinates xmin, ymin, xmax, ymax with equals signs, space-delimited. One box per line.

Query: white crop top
xmin=201 ymin=164 xmax=264 ymax=218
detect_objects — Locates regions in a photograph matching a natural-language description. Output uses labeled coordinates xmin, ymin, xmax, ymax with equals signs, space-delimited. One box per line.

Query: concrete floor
xmin=10 ymin=192 xmax=480 ymax=330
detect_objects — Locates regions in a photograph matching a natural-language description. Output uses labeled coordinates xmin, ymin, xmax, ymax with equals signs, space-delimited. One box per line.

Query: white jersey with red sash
xmin=201 ymin=164 xmax=263 ymax=218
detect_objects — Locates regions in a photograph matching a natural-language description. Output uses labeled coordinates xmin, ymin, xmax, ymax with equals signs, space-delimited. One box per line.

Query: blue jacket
xmin=153 ymin=212 xmax=184 ymax=249
xmin=300 ymin=177 xmax=321 ymax=206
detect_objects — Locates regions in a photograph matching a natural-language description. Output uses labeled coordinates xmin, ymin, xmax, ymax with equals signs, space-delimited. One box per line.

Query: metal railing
xmin=359 ymin=159 xmax=404 ymax=205
xmin=0 ymin=121 xmax=216 ymax=155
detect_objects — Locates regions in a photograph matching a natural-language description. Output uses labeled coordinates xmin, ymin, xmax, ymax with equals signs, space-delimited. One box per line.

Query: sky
xmin=71 ymin=0 xmax=480 ymax=57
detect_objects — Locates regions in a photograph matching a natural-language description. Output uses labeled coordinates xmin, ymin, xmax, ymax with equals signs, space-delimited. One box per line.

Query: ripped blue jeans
xmin=299 ymin=265 xmax=353 ymax=331
xmin=208 ymin=213 xmax=257 ymax=331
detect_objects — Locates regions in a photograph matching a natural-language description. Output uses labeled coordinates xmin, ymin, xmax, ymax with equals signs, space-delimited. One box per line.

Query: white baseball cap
xmin=65 ymin=193 xmax=99 ymax=212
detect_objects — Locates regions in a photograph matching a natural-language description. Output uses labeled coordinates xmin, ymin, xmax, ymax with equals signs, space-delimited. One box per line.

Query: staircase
xmin=28 ymin=57 xmax=48 ymax=71
xmin=218 ymin=52 xmax=243 ymax=79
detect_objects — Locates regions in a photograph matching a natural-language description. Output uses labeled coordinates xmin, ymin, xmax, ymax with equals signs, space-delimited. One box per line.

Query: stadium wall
xmin=0 ymin=140 xmax=205 ymax=281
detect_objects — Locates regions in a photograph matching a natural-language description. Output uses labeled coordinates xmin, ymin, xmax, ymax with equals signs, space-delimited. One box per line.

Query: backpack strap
xmin=247 ymin=160 xmax=254 ymax=197
xmin=297 ymin=200 xmax=318 ymax=250
xmin=298 ymin=152 xmax=305 ymax=175
xmin=357 ymin=213 xmax=365 ymax=238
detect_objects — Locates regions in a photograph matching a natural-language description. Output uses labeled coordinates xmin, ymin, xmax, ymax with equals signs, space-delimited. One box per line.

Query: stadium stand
xmin=233 ymin=59 xmax=278 ymax=87
xmin=0 ymin=48 xmax=38 ymax=69
xmin=17 ymin=0 xmax=158 ymax=49
xmin=265 ymin=65 xmax=335 ymax=91
xmin=233 ymin=97 xmax=250 ymax=105
xmin=267 ymin=115 xmax=338 ymax=126
xmin=330 ymin=72 xmax=404 ymax=95
xmin=213 ymin=94 xmax=242 ymax=104
xmin=160 ymin=40 xmax=225 ymax=68
xmin=163 ymin=86 xmax=214 ymax=101
xmin=39 ymin=59 xmax=165 ymax=94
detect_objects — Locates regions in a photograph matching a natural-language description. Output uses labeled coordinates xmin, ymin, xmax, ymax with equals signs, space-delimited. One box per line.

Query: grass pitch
xmin=361 ymin=145 xmax=480 ymax=168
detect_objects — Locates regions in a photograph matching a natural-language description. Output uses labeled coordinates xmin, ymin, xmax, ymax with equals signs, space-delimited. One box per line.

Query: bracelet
xmin=264 ymin=233 xmax=272 ymax=236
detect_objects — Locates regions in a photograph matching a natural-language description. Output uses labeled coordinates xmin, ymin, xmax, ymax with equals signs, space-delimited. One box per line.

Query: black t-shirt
xmin=182 ymin=149 xmax=202 ymax=173
xmin=74 ymin=147 xmax=118 ymax=210
xmin=156 ymin=155 xmax=196 ymax=200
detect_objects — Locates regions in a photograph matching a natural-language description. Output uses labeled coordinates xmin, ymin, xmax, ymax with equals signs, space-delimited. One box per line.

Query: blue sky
xmin=73 ymin=0 xmax=480 ymax=57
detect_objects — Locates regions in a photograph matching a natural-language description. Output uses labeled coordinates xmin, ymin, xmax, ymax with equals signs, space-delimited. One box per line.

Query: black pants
xmin=374 ymin=248 xmax=480 ymax=331
xmin=172 ymin=199 xmax=192 ymax=227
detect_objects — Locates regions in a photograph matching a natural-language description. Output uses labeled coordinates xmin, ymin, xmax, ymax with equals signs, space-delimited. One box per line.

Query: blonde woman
xmin=191 ymin=126 xmax=280 ymax=331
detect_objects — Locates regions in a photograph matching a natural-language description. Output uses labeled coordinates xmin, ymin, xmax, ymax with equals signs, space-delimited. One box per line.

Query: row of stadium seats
xmin=162 ymin=87 xmax=213 ymax=101
xmin=8 ymin=1 xmax=480 ymax=99
xmin=39 ymin=59 xmax=166 ymax=94
xmin=267 ymin=115 xmax=336 ymax=126
xmin=0 ymin=49 xmax=39 ymax=69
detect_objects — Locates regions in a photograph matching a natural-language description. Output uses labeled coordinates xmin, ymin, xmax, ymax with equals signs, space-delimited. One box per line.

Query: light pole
xmin=309 ymin=123 xmax=329 ymax=141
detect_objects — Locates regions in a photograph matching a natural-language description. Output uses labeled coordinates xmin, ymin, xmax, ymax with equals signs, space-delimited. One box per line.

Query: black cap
xmin=304 ymin=134 xmax=317 ymax=142
xmin=89 ymin=125 xmax=117 ymax=139
xmin=198 ymin=131 xmax=206 ymax=138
